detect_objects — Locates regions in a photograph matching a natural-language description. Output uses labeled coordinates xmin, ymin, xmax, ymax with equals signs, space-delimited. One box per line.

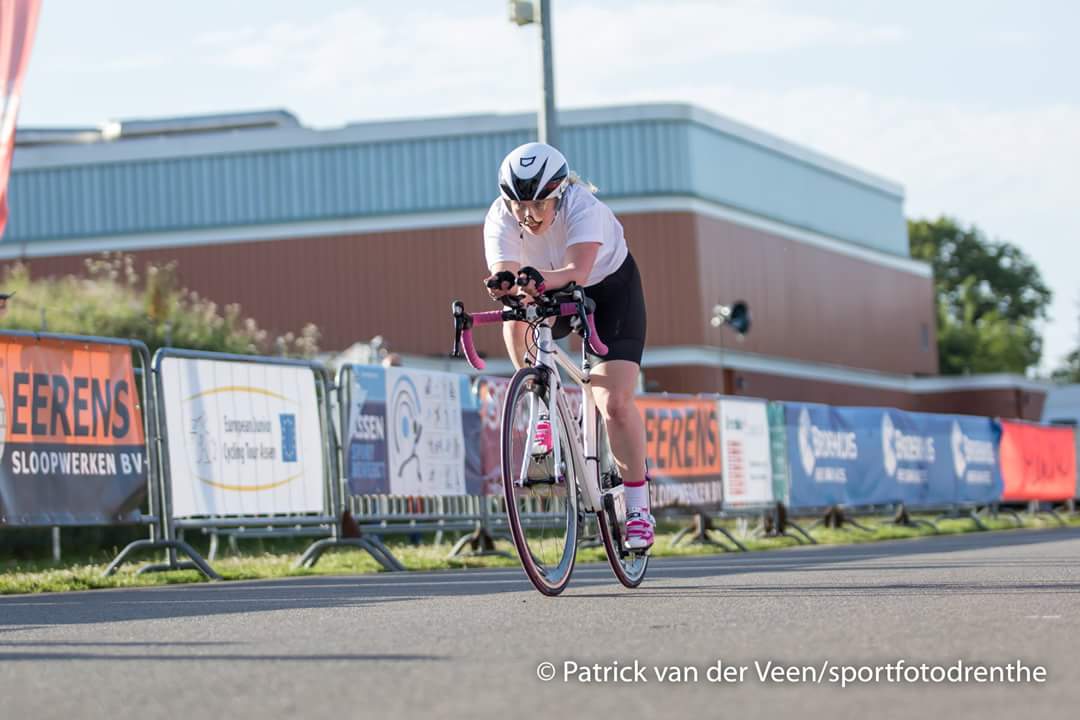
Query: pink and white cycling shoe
xmin=624 ymin=509 xmax=655 ymax=551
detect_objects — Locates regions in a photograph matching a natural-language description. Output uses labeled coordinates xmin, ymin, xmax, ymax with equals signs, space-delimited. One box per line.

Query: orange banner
xmin=0 ymin=336 xmax=149 ymax=526
xmin=635 ymin=396 xmax=721 ymax=478
xmin=0 ymin=336 xmax=145 ymax=446
xmin=999 ymin=420 xmax=1077 ymax=501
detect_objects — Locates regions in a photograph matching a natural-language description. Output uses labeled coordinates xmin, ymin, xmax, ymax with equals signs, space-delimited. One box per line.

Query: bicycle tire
xmin=501 ymin=366 xmax=579 ymax=596
xmin=594 ymin=409 xmax=649 ymax=588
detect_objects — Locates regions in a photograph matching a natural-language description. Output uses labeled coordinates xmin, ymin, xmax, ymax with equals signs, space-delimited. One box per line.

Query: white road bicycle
xmin=451 ymin=283 xmax=648 ymax=596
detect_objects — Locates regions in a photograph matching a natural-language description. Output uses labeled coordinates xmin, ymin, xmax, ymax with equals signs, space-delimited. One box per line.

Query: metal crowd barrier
xmin=0 ymin=331 xmax=207 ymax=577
xmin=145 ymin=348 xmax=399 ymax=577
xmin=330 ymin=365 xmax=512 ymax=564
xmin=344 ymin=493 xmax=512 ymax=558
xmin=8 ymin=338 xmax=1074 ymax=578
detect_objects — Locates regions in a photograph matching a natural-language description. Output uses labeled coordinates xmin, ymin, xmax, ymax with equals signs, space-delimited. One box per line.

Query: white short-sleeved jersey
xmin=483 ymin=182 xmax=629 ymax=287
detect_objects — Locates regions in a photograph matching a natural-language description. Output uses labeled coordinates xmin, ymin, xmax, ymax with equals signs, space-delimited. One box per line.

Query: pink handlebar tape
xmin=585 ymin=314 xmax=608 ymax=356
xmin=460 ymin=329 xmax=485 ymax=370
xmin=470 ymin=310 xmax=504 ymax=325
xmin=557 ymin=302 xmax=608 ymax=356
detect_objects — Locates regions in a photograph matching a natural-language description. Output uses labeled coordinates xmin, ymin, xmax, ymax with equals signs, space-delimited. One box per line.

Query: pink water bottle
xmin=533 ymin=414 xmax=553 ymax=455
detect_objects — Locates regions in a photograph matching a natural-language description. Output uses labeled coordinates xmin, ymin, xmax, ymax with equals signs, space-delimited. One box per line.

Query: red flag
xmin=0 ymin=0 xmax=42 ymax=239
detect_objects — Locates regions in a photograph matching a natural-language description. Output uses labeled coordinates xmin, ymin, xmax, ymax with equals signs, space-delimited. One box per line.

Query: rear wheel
xmin=594 ymin=410 xmax=649 ymax=588
xmin=501 ymin=367 xmax=579 ymax=596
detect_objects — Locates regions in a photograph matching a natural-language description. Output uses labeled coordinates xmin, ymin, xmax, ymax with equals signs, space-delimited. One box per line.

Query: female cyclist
xmin=482 ymin=142 xmax=654 ymax=550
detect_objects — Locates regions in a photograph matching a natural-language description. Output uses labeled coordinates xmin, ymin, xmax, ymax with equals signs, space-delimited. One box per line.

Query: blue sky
xmin=15 ymin=0 xmax=1080 ymax=374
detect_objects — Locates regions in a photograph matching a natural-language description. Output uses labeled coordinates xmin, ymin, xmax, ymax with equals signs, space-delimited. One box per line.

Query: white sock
xmin=624 ymin=482 xmax=650 ymax=513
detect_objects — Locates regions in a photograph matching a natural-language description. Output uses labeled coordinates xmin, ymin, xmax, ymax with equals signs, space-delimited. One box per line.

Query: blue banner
xmin=873 ymin=409 xmax=954 ymax=508
xmin=946 ymin=415 xmax=1003 ymax=504
xmin=783 ymin=403 xmax=1004 ymax=510
xmin=785 ymin=403 xmax=887 ymax=509
xmin=346 ymin=365 xmax=389 ymax=495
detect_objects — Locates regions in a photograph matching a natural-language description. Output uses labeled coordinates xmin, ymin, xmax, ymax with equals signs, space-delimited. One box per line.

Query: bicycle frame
xmin=526 ymin=322 xmax=605 ymax=514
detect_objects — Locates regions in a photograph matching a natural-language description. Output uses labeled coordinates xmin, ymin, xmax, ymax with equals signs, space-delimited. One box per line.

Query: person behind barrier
xmin=481 ymin=142 xmax=653 ymax=550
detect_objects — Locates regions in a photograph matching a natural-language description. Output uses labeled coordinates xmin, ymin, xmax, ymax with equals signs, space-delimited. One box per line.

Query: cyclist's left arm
xmin=521 ymin=242 xmax=600 ymax=294
xmin=529 ymin=192 xmax=606 ymax=292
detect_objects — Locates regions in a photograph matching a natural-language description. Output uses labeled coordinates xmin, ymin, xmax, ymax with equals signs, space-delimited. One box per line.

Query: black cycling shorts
xmin=552 ymin=251 xmax=647 ymax=365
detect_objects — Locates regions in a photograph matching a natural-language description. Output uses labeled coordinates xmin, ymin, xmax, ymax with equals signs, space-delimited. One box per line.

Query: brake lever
xmin=450 ymin=300 xmax=471 ymax=358
xmin=451 ymin=325 xmax=463 ymax=358
xmin=571 ymin=287 xmax=590 ymax=337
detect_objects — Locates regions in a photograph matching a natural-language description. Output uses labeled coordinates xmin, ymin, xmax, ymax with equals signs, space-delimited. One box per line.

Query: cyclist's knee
xmin=599 ymin=391 xmax=636 ymax=425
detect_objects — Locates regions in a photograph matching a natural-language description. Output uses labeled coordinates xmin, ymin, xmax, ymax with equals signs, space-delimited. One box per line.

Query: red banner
xmin=0 ymin=0 xmax=42 ymax=239
xmin=999 ymin=420 xmax=1077 ymax=502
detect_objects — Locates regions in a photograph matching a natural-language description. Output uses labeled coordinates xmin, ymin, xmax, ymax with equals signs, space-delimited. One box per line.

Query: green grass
xmin=2 ymin=511 xmax=1078 ymax=595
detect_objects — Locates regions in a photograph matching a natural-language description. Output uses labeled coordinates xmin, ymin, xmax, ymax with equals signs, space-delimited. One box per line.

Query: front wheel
xmin=594 ymin=410 xmax=649 ymax=588
xmin=501 ymin=366 xmax=579 ymax=596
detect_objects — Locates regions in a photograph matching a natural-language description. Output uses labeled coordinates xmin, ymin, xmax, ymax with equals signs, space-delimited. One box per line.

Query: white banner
xmin=384 ymin=367 xmax=467 ymax=496
xmin=160 ymin=357 xmax=325 ymax=518
xmin=720 ymin=398 xmax=774 ymax=506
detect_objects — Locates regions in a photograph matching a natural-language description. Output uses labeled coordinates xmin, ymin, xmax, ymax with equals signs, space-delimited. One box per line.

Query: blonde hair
xmin=567 ymin=171 xmax=598 ymax=194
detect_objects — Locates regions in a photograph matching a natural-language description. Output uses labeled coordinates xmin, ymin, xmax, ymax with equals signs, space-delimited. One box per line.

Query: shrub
xmin=0 ymin=253 xmax=319 ymax=358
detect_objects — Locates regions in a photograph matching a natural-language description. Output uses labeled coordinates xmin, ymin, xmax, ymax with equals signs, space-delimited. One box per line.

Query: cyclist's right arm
xmin=487 ymin=261 xmax=530 ymax=370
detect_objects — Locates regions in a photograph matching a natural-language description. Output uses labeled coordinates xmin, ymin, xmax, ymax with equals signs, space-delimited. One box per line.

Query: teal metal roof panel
xmin=4 ymin=104 xmax=905 ymax=255
xmin=687 ymin=123 xmax=906 ymax=255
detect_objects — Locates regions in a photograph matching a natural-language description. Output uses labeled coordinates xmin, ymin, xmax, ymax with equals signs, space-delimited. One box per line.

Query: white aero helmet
xmin=498 ymin=142 xmax=569 ymax=202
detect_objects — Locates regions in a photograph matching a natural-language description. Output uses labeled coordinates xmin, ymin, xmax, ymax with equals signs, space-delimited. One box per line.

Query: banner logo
xmin=181 ymin=386 xmax=303 ymax=491
xmin=390 ymin=375 xmax=423 ymax=485
xmin=951 ymin=421 xmax=966 ymax=477
xmin=798 ymin=408 xmax=816 ymax=475
xmin=280 ymin=414 xmax=297 ymax=462
xmin=798 ymin=407 xmax=858 ymax=478
xmin=950 ymin=420 xmax=995 ymax=481
xmin=881 ymin=412 xmax=935 ymax=483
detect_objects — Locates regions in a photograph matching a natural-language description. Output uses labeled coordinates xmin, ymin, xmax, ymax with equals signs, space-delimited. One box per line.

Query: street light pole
xmin=509 ymin=0 xmax=558 ymax=147
xmin=538 ymin=0 xmax=558 ymax=147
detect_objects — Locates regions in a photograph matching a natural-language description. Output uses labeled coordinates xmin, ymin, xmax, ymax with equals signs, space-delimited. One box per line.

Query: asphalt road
xmin=2 ymin=527 xmax=1079 ymax=720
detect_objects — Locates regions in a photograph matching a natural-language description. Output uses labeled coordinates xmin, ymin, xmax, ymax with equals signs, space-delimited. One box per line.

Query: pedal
xmin=602 ymin=494 xmax=628 ymax=557
xmin=601 ymin=472 xmax=623 ymax=490
xmin=521 ymin=476 xmax=560 ymax=487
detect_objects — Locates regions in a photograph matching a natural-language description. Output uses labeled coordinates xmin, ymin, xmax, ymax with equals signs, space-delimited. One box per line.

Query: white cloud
xmin=48 ymin=54 xmax=166 ymax=73
xmin=189 ymin=1 xmax=906 ymax=122
xmin=982 ymin=29 xmax=1036 ymax=49
xmin=194 ymin=8 xmax=524 ymax=114
xmin=557 ymin=1 xmax=905 ymax=70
